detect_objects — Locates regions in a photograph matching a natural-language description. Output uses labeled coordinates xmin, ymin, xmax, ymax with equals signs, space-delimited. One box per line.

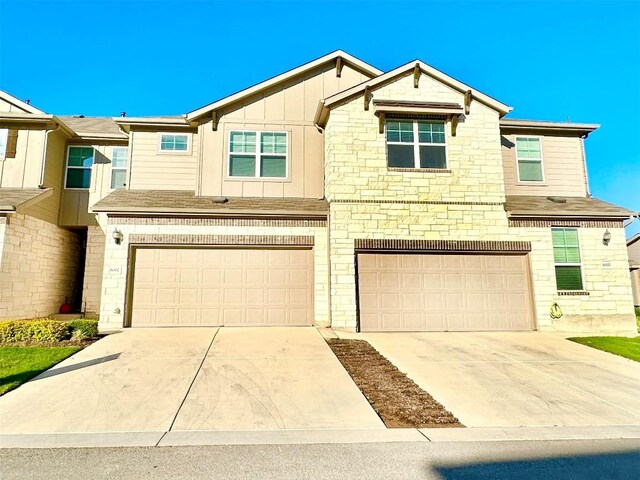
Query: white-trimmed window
xmin=228 ymin=131 xmax=287 ymax=178
xmin=386 ymin=120 xmax=447 ymax=169
xmin=516 ymin=137 xmax=544 ymax=182
xmin=0 ymin=129 xmax=7 ymax=159
xmin=552 ymin=227 xmax=584 ymax=291
xmin=65 ymin=146 xmax=94 ymax=189
xmin=159 ymin=133 xmax=189 ymax=152
xmin=111 ymin=147 xmax=128 ymax=189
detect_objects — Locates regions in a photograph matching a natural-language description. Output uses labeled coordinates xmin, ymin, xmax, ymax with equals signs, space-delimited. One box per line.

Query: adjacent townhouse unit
xmin=628 ymin=233 xmax=640 ymax=307
xmin=1 ymin=51 xmax=637 ymax=334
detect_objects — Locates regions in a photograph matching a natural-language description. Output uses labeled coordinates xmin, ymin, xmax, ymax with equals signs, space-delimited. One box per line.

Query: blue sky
xmin=1 ymin=0 xmax=638 ymax=235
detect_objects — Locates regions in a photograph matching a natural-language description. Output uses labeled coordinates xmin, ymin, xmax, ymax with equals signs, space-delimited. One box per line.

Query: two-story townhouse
xmin=2 ymin=50 xmax=637 ymax=334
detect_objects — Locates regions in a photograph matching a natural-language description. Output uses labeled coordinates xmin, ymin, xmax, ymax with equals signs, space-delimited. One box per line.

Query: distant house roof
xmin=0 ymin=188 xmax=53 ymax=213
xmin=186 ymin=50 xmax=382 ymax=121
xmin=500 ymin=119 xmax=599 ymax=136
xmin=505 ymin=195 xmax=635 ymax=219
xmin=92 ymin=189 xmax=329 ymax=217
xmin=59 ymin=116 xmax=128 ymax=140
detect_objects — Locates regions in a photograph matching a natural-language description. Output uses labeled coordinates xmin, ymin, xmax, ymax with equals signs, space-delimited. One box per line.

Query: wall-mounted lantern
xmin=112 ymin=228 xmax=124 ymax=245
xmin=602 ymin=229 xmax=612 ymax=246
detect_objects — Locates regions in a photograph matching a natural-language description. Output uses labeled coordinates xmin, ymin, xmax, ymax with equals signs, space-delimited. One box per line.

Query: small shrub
xmin=67 ymin=319 xmax=99 ymax=340
xmin=0 ymin=319 xmax=70 ymax=344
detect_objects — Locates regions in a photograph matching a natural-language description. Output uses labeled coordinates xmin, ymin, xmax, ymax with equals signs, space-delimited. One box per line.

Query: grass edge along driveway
xmin=568 ymin=336 xmax=640 ymax=362
xmin=0 ymin=346 xmax=81 ymax=395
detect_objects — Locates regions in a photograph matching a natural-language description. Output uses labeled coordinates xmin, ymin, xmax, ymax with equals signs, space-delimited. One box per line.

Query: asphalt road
xmin=1 ymin=439 xmax=639 ymax=480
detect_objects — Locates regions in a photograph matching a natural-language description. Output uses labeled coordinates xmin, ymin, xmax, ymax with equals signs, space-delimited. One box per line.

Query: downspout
xmin=39 ymin=123 xmax=61 ymax=188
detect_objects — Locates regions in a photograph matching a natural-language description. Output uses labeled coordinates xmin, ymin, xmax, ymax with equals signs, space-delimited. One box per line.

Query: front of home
xmin=0 ymin=51 xmax=637 ymax=334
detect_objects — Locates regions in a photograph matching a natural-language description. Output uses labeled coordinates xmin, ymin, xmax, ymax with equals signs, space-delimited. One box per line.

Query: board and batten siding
xmin=501 ymin=134 xmax=588 ymax=197
xmin=0 ymin=97 xmax=31 ymax=113
xmin=199 ymin=63 xmax=373 ymax=198
xmin=0 ymin=124 xmax=46 ymax=189
xmin=127 ymin=130 xmax=199 ymax=190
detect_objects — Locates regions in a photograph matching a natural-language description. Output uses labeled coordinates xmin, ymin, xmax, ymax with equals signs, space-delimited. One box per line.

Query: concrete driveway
xmin=0 ymin=328 xmax=383 ymax=434
xmin=353 ymin=332 xmax=640 ymax=428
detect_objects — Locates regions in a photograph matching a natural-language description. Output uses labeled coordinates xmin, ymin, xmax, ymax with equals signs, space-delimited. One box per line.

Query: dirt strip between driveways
xmin=326 ymin=339 xmax=463 ymax=429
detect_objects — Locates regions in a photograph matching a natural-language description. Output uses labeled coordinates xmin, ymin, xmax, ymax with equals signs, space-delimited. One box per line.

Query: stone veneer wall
xmin=98 ymin=216 xmax=329 ymax=331
xmin=0 ymin=213 xmax=82 ymax=319
xmin=324 ymin=72 xmax=636 ymax=333
xmin=81 ymin=225 xmax=106 ymax=316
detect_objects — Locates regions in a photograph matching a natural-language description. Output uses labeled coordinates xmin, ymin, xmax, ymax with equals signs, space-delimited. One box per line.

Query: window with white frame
xmin=228 ymin=131 xmax=287 ymax=178
xmin=0 ymin=129 xmax=8 ymax=159
xmin=65 ymin=146 xmax=94 ymax=189
xmin=386 ymin=120 xmax=447 ymax=169
xmin=552 ymin=227 xmax=584 ymax=290
xmin=111 ymin=147 xmax=128 ymax=189
xmin=515 ymin=137 xmax=544 ymax=182
xmin=159 ymin=134 xmax=189 ymax=152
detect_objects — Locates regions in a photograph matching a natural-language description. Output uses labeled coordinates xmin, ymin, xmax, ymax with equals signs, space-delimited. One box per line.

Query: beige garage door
xmin=358 ymin=253 xmax=534 ymax=332
xmin=130 ymin=247 xmax=314 ymax=327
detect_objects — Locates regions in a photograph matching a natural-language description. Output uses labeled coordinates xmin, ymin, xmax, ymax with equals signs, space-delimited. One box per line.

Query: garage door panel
xmin=131 ymin=247 xmax=313 ymax=327
xmin=358 ymin=253 xmax=533 ymax=332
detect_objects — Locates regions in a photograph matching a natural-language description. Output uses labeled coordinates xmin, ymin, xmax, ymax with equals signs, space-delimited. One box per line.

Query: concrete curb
xmin=1 ymin=425 xmax=639 ymax=449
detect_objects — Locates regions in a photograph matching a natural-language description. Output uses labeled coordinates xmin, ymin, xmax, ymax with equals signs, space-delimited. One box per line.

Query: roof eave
xmin=507 ymin=211 xmax=633 ymax=219
xmin=92 ymin=206 xmax=328 ymax=217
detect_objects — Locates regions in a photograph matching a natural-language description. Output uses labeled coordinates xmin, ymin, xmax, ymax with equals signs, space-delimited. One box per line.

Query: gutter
xmin=39 ymin=123 xmax=61 ymax=187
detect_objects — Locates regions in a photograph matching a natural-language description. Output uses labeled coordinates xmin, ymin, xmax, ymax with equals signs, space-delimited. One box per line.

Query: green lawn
xmin=569 ymin=336 xmax=640 ymax=362
xmin=0 ymin=346 xmax=81 ymax=395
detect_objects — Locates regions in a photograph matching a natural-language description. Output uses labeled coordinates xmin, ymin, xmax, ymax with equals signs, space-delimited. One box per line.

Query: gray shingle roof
xmin=505 ymin=195 xmax=634 ymax=218
xmin=0 ymin=188 xmax=52 ymax=212
xmin=92 ymin=190 xmax=328 ymax=216
xmin=59 ymin=116 xmax=127 ymax=139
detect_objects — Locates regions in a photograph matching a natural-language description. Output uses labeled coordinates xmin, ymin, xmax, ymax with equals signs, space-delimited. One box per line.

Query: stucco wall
xmin=98 ymin=218 xmax=330 ymax=332
xmin=0 ymin=214 xmax=82 ymax=319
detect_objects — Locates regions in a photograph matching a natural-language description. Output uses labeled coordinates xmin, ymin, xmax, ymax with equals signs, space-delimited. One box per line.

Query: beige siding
xmin=128 ymin=130 xmax=198 ymax=190
xmin=26 ymin=130 xmax=66 ymax=224
xmin=628 ymin=239 xmax=640 ymax=265
xmin=0 ymin=125 xmax=46 ymax=189
xmin=199 ymin=63 xmax=372 ymax=198
xmin=0 ymin=97 xmax=32 ymax=113
xmin=502 ymin=134 xmax=588 ymax=196
xmin=631 ymin=269 xmax=640 ymax=307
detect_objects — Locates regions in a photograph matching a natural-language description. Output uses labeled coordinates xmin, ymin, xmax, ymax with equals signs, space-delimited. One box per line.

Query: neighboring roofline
xmin=94 ymin=208 xmax=328 ymax=218
xmin=0 ymin=188 xmax=53 ymax=213
xmin=113 ymin=116 xmax=191 ymax=131
xmin=507 ymin=211 xmax=633 ymax=219
xmin=0 ymin=90 xmax=45 ymax=114
xmin=185 ymin=50 xmax=382 ymax=121
xmin=628 ymin=233 xmax=640 ymax=247
xmin=0 ymin=113 xmax=76 ymax=136
xmin=500 ymin=119 xmax=600 ymax=136
xmin=316 ymin=60 xmax=512 ymax=127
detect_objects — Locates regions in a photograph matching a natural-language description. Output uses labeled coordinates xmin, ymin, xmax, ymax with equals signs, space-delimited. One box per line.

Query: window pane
xmin=112 ymin=148 xmax=128 ymax=168
xmin=174 ymin=136 xmax=188 ymax=150
xmin=387 ymin=144 xmax=415 ymax=167
xmin=386 ymin=121 xmax=413 ymax=143
xmin=419 ymin=146 xmax=446 ymax=168
xmin=518 ymin=160 xmax=543 ymax=181
xmin=66 ymin=168 xmax=91 ymax=188
xmin=516 ymin=137 xmax=542 ymax=160
xmin=418 ymin=122 xmax=445 ymax=144
xmin=555 ymin=266 xmax=583 ymax=290
xmin=553 ymin=246 xmax=567 ymax=263
xmin=68 ymin=147 xmax=94 ymax=167
xmin=111 ymin=169 xmax=127 ymax=189
xmin=565 ymin=247 xmax=581 ymax=263
xmin=260 ymin=155 xmax=286 ymax=177
xmin=161 ymin=134 xmax=188 ymax=151
xmin=229 ymin=154 xmax=256 ymax=177
xmin=230 ymin=131 xmax=256 ymax=153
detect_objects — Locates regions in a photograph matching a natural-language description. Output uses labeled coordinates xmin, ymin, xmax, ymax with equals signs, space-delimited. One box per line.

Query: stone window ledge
xmin=557 ymin=290 xmax=590 ymax=296
xmin=388 ymin=168 xmax=452 ymax=174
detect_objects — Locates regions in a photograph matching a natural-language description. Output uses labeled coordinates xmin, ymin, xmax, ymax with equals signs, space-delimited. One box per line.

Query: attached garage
xmin=129 ymin=247 xmax=314 ymax=327
xmin=357 ymin=250 xmax=535 ymax=332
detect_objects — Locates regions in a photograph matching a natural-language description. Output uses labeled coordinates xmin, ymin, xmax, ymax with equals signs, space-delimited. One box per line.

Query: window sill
xmin=557 ymin=290 xmax=590 ymax=296
xmin=388 ymin=168 xmax=451 ymax=173
xmin=516 ymin=181 xmax=547 ymax=186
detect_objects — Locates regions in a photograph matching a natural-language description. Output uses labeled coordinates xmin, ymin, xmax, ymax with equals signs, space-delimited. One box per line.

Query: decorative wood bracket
xmin=413 ymin=63 xmax=421 ymax=88
xmin=211 ymin=111 xmax=219 ymax=131
xmin=336 ymin=57 xmax=343 ymax=78
xmin=364 ymin=86 xmax=372 ymax=111
xmin=378 ymin=112 xmax=385 ymax=134
xmin=464 ymin=90 xmax=472 ymax=115
xmin=451 ymin=115 xmax=459 ymax=137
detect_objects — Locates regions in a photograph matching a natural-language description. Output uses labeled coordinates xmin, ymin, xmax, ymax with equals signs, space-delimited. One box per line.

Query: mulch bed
xmin=327 ymin=339 xmax=463 ymax=428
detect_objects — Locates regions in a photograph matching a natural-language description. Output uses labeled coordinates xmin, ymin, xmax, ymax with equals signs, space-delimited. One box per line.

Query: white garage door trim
xmin=126 ymin=245 xmax=314 ymax=328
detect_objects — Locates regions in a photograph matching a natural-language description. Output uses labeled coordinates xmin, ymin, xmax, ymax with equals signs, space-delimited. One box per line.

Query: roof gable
xmin=317 ymin=60 xmax=511 ymax=126
xmin=186 ymin=50 xmax=382 ymax=121
xmin=0 ymin=90 xmax=45 ymax=114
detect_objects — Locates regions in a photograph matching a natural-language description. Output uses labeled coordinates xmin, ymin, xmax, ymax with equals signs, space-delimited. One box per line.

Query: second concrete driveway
xmin=0 ymin=328 xmax=383 ymax=434
xmin=355 ymin=332 xmax=640 ymax=428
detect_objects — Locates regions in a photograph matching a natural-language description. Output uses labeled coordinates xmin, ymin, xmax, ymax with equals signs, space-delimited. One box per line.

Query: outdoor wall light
xmin=602 ymin=229 xmax=612 ymax=246
xmin=112 ymin=228 xmax=124 ymax=245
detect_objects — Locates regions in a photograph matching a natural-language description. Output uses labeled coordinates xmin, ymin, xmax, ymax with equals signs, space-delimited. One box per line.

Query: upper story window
xmin=552 ymin=227 xmax=583 ymax=291
xmin=65 ymin=146 xmax=94 ymax=189
xmin=228 ymin=131 xmax=287 ymax=178
xmin=159 ymin=134 xmax=189 ymax=152
xmin=0 ymin=129 xmax=8 ymax=159
xmin=386 ymin=120 xmax=447 ymax=169
xmin=111 ymin=147 xmax=128 ymax=189
xmin=515 ymin=137 xmax=544 ymax=182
